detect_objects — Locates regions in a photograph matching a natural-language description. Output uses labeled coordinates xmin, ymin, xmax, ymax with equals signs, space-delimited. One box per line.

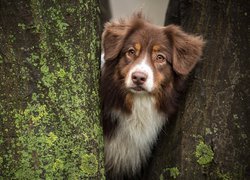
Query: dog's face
xmin=102 ymin=15 xmax=204 ymax=95
xmin=117 ymin=28 xmax=172 ymax=94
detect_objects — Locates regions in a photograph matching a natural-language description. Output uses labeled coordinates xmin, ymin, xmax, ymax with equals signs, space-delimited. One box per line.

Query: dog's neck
xmin=105 ymin=94 xmax=166 ymax=176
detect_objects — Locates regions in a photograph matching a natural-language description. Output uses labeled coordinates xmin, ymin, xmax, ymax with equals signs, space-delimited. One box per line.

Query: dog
xmin=101 ymin=14 xmax=205 ymax=179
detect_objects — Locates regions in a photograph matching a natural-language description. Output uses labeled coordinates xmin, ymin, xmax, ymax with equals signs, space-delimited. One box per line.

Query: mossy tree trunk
xmin=0 ymin=0 xmax=104 ymax=179
xmin=147 ymin=0 xmax=250 ymax=179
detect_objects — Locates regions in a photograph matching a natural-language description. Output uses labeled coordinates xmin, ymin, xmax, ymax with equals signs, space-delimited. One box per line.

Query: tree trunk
xmin=0 ymin=0 xmax=104 ymax=179
xmin=147 ymin=0 xmax=250 ymax=179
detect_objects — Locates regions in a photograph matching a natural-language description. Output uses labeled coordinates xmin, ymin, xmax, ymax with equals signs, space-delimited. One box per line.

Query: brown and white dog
xmin=101 ymin=14 xmax=204 ymax=179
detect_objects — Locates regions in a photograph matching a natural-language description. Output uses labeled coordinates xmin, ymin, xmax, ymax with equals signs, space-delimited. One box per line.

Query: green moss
xmin=168 ymin=167 xmax=180 ymax=179
xmin=18 ymin=23 xmax=26 ymax=30
xmin=0 ymin=156 xmax=3 ymax=164
xmin=195 ymin=140 xmax=214 ymax=166
xmin=81 ymin=153 xmax=98 ymax=176
xmin=216 ymin=169 xmax=232 ymax=180
xmin=159 ymin=173 xmax=164 ymax=180
xmin=1 ymin=0 xmax=103 ymax=179
xmin=160 ymin=166 xmax=180 ymax=179
xmin=205 ymin=128 xmax=212 ymax=135
xmin=52 ymin=159 xmax=64 ymax=171
xmin=46 ymin=132 xmax=58 ymax=146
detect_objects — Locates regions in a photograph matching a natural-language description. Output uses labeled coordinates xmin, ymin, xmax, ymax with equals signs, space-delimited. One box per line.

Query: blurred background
xmin=100 ymin=0 xmax=170 ymax=26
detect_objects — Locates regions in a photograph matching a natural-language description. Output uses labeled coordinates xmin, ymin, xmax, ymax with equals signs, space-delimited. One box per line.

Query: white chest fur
xmin=105 ymin=95 xmax=166 ymax=176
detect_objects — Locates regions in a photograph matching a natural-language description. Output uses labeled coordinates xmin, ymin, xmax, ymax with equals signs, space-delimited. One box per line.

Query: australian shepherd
xmin=101 ymin=14 xmax=205 ymax=179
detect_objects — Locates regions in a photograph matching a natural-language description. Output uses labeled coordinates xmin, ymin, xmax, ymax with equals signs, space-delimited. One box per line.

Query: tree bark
xmin=147 ymin=0 xmax=250 ymax=179
xmin=0 ymin=0 xmax=104 ymax=179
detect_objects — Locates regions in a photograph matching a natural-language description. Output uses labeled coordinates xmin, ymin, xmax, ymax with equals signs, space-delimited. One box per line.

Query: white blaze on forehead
xmin=126 ymin=55 xmax=154 ymax=92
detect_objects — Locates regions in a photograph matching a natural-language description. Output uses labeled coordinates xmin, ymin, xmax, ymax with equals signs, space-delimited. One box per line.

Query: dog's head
xmin=102 ymin=14 xmax=205 ymax=95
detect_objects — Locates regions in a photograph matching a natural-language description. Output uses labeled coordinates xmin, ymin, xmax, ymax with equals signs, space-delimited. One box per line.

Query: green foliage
xmin=195 ymin=140 xmax=214 ymax=166
xmin=0 ymin=0 xmax=104 ymax=179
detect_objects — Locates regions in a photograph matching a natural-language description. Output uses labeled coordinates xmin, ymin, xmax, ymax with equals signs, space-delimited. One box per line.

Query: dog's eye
xmin=155 ymin=54 xmax=166 ymax=63
xmin=127 ymin=48 xmax=136 ymax=56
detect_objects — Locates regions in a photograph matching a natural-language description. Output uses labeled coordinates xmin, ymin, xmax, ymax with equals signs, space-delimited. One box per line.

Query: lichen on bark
xmin=0 ymin=0 xmax=104 ymax=179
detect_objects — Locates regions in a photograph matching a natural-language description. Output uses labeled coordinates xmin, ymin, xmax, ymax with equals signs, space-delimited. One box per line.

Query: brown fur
xmin=101 ymin=14 xmax=205 ymax=178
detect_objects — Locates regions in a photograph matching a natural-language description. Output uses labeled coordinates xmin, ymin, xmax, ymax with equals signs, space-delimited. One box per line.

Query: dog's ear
xmin=102 ymin=20 xmax=130 ymax=61
xmin=164 ymin=25 xmax=205 ymax=75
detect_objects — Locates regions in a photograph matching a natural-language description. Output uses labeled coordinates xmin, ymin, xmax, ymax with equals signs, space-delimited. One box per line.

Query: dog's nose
xmin=132 ymin=71 xmax=148 ymax=85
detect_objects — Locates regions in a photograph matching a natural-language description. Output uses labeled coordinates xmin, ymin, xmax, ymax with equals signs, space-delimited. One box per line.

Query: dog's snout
xmin=132 ymin=71 xmax=148 ymax=85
